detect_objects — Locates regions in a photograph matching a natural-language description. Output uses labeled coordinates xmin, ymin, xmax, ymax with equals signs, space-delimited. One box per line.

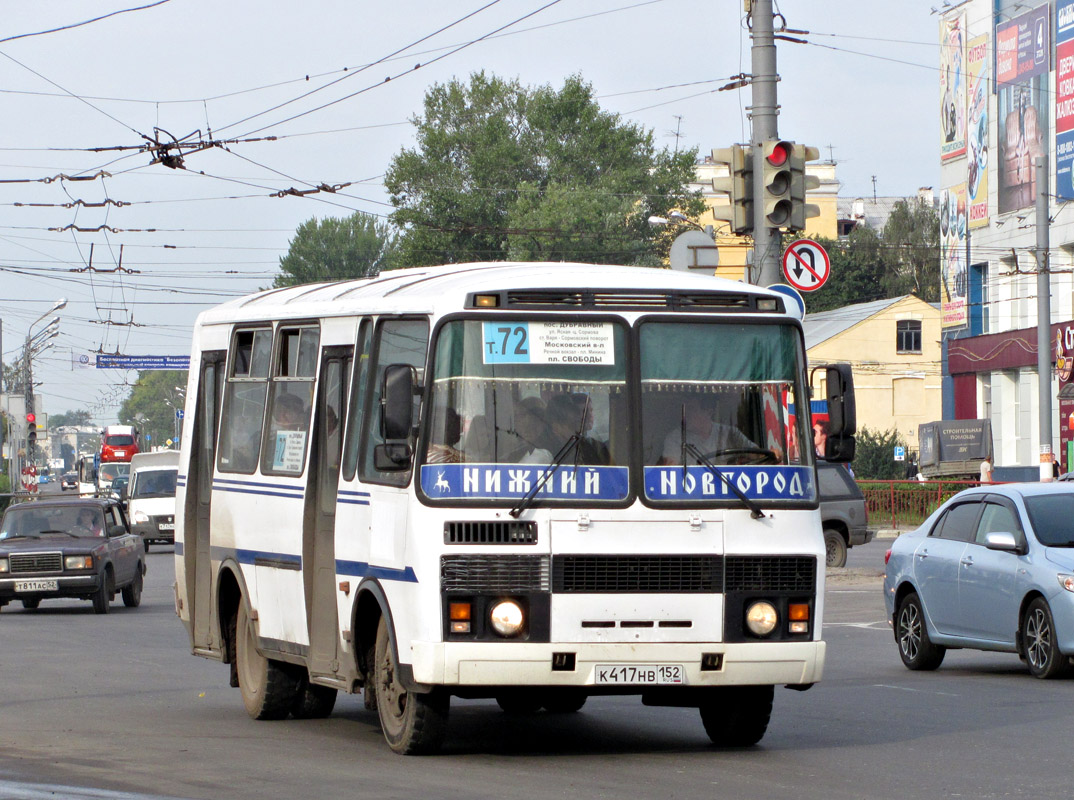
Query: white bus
xmin=174 ymin=262 xmax=856 ymax=755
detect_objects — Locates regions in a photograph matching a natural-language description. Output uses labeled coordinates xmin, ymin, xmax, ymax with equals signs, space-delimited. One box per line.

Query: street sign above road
xmin=781 ymin=238 xmax=830 ymax=292
xmin=669 ymin=230 xmax=719 ymax=275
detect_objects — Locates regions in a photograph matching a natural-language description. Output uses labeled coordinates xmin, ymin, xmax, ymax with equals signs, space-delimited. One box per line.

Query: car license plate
xmin=15 ymin=579 xmax=58 ymax=592
xmin=594 ymin=664 xmax=684 ymax=685
xmin=114 ymin=451 xmax=125 ymax=458
xmin=159 ymin=522 xmax=174 ymax=531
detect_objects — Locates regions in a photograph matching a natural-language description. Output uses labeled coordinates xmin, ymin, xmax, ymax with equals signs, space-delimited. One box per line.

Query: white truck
xmin=127 ymin=450 xmax=180 ymax=552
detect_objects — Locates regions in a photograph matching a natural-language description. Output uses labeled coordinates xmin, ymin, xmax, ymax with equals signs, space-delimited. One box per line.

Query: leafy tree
xmin=852 ymin=426 xmax=915 ymax=480
xmin=803 ymin=226 xmax=889 ymax=313
xmin=117 ymin=370 xmax=187 ymax=447
xmin=385 ymin=72 xmax=705 ymax=267
xmin=802 ymin=199 xmax=939 ymax=313
xmin=274 ymin=212 xmax=398 ymax=287
xmin=50 ymin=409 xmax=94 ymax=428
xmin=881 ymin=198 xmax=940 ymax=302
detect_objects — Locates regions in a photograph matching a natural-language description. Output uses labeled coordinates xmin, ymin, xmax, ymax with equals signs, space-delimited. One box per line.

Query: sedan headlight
xmin=745 ymin=601 xmax=779 ymax=637
xmin=489 ymin=600 xmax=525 ymax=637
xmin=65 ymin=555 xmax=94 ymax=570
xmin=0 ymin=558 xmax=8 ymax=573
xmin=1058 ymin=574 xmax=1074 ymax=593
xmin=133 ymin=511 xmax=149 ymax=524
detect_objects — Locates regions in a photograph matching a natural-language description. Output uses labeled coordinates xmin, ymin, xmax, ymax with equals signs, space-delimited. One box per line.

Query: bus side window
xmin=359 ymin=318 xmax=429 ymax=486
xmin=218 ymin=328 xmax=272 ymax=474
xmin=261 ymin=326 xmax=319 ymax=476
xmin=342 ymin=320 xmax=372 ymax=482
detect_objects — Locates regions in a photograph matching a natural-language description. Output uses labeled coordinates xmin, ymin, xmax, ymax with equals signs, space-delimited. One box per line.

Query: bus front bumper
xmin=409 ymin=640 xmax=825 ymax=688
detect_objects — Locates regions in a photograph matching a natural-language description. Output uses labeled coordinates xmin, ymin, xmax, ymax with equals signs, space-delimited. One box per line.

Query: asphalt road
xmin=1 ymin=544 xmax=1071 ymax=800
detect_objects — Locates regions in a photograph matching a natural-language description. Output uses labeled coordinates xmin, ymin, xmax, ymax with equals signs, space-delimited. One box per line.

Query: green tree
xmin=117 ymin=370 xmax=188 ymax=447
xmin=50 ymin=409 xmax=94 ymax=428
xmin=274 ymin=212 xmax=398 ymax=288
xmin=881 ymin=198 xmax=940 ymax=302
xmin=385 ymin=72 xmax=705 ymax=267
xmin=852 ymin=426 xmax=915 ymax=480
xmin=803 ymin=226 xmax=889 ymax=313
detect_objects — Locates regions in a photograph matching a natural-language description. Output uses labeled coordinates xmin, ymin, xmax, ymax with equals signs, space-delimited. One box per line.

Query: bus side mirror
xmin=380 ymin=364 xmax=415 ymax=440
xmin=376 ymin=364 xmax=416 ymax=471
xmin=823 ymin=363 xmax=856 ymax=463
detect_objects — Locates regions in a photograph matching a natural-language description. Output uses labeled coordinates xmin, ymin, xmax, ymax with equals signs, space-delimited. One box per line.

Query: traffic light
xmin=27 ymin=414 xmax=37 ymax=446
xmin=787 ymin=142 xmax=821 ymax=231
xmin=710 ymin=144 xmax=753 ymax=235
xmin=761 ymin=140 xmax=794 ymax=230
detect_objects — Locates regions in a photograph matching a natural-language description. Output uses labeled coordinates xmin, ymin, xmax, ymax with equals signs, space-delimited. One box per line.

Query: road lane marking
xmin=872 ymin=684 xmax=960 ymax=697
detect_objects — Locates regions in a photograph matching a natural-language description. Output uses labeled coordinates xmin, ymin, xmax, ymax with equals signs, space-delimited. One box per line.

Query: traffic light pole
xmin=749 ymin=0 xmax=782 ymax=286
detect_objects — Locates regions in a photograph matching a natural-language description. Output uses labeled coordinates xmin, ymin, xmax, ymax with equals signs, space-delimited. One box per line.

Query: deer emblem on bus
xmin=434 ymin=470 xmax=450 ymax=493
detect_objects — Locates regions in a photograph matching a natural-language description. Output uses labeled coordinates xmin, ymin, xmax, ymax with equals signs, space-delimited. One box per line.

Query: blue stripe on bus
xmin=336 ymin=559 xmax=418 ymax=583
xmin=337 ymin=497 xmax=370 ymax=505
xmin=337 ymin=489 xmax=371 ymax=498
xmin=214 ymin=477 xmax=305 ymax=491
xmin=188 ymin=544 xmax=416 ymax=584
xmin=212 ymin=484 xmax=304 ymax=500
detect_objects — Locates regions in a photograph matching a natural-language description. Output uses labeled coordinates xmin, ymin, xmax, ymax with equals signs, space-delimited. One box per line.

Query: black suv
xmin=817 ymin=462 xmax=872 ymax=568
xmin=0 ymin=497 xmax=145 ymax=614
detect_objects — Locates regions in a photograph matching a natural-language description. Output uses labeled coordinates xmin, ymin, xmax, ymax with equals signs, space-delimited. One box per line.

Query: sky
xmin=0 ymin=0 xmax=940 ymax=423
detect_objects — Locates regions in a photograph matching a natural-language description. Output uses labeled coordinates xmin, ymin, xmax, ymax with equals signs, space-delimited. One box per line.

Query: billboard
xmin=967 ymin=33 xmax=990 ymax=228
xmin=940 ymin=13 xmax=968 ymax=161
xmin=996 ymin=4 xmax=1050 ymax=214
xmin=940 ymin=184 xmax=968 ymax=330
xmin=1058 ymin=0 xmax=1074 ymax=201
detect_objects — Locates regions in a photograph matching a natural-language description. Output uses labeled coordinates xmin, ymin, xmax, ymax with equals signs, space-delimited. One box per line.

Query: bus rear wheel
xmin=236 ymin=603 xmax=298 ymax=720
xmin=374 ymin=617 xmax=448 ymax=754
xmin=699 ymin=685 xmax=773 ymax=747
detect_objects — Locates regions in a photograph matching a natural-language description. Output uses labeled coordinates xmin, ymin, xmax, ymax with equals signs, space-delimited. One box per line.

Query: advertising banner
xmin=95 ymin=355 xmax=190 ymax=370
xmin=919 ymin=420 xmax=993 ymax=466
xmin=940 ymin=13 xmax=967 ymax=161
xmin=1058 ymin=0 xmax=1074 ymax=201
xmin=996 ymin=4 xmax=1050 ymax=214
xmin=967 ymin=33 xmax=990 ymax=228
xmin=940 ymin=184 xmax=968 ymax=329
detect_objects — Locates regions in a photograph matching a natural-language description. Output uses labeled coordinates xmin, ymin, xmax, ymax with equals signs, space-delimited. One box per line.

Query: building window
xmin=896 ymin=320 xmax=922 ymax=354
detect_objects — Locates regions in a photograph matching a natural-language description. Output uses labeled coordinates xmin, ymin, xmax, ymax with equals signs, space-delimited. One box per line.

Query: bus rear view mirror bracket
xmin=374 ymin=443 xmax=413 ymax=471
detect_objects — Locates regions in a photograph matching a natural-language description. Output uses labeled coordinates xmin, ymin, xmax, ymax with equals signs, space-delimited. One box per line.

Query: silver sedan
xmin=883 ymin=483 xmax=1074 ymax=678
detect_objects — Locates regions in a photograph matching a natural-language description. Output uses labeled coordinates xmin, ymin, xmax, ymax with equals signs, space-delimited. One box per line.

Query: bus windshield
xmin=639 ymin=321 xmax=815 ymax=504
xmin=420 ymin=319 xmax=630 ymax=504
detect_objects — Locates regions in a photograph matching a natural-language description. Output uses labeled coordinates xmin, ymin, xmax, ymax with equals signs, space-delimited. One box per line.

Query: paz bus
xmin=174 ymin=262 xmax=855 ymax=755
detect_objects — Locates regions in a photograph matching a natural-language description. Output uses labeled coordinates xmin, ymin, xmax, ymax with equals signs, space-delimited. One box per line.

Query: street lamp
xmin=21 ymin=298 xmax=66 ymax=478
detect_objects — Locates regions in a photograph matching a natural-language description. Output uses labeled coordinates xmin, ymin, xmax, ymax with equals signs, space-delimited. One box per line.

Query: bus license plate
xmin=15 ymin=579 xmax=57 ymax=592
xmin=594 ymin=664 xmax=684 ymax=685
xmin=159 ymin=523 xmax=174 ymax=531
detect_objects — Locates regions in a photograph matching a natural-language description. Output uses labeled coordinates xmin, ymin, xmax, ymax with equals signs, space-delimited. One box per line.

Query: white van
xmin=128 ymin=451 xmax=180 ymax=551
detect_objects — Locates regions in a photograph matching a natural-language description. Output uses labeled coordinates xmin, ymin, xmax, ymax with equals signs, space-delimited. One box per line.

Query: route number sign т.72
xmin=781 ymin=239 xmax=830 ymax=292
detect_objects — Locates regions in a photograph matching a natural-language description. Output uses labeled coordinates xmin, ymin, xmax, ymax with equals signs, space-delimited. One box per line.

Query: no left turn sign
xmin=781 ymin=238 xmax=830 ymax=292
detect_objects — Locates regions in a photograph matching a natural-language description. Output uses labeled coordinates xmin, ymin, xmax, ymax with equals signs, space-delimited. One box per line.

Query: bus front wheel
xmin=699 ymin=685 xmax=773 ymax=747
xmin=374 ymin=617 xmax=448 ymax=754
xmin=236 ymin=603 xmax=299 ymax=720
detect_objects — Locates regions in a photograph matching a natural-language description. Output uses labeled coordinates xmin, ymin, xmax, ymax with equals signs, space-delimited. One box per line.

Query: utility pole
xmin=749 ymin=0 xmax=781 ymax=286
xmin=1035 ymin=155 xmax=1053 ymax=481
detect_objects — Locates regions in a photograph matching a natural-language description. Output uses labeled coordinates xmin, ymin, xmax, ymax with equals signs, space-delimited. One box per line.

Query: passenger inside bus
xmin=546 ymin=392 xmax=611 ymax=465
xmin=426 ymin=408 xmax=462 ymax=464
xmin=273 ymin=393 xmax=308 ymax=431
xmin=506 ymin=396 xmax=553 ymax=464
xmin=658 ymin=393 xmax=759 ymax=466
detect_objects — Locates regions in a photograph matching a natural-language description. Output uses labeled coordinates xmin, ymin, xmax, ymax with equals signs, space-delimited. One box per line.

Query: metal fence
xmin=858 ymin=480 xmax=984 ymax=530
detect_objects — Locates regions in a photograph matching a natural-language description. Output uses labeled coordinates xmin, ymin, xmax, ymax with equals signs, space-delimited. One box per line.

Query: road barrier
xmin=857 ymin=479 xmax=983 ymax=530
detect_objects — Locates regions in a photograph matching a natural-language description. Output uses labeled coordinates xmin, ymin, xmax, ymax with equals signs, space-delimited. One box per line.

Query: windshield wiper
xmin=41 ymin=529 xmax=81 ymax=538
xmin=1 ymin=533 xmax=39 ymax=540
xmin=682 ymin=441 xmax=766 ymax=521
xmin=510 ymin=396 xmax=592 ymax=519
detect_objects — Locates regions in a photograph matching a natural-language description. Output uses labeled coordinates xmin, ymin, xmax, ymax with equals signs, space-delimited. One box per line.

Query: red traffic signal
xmin=765 ymin=142 xmax=788 ymax=167
xmin=26 ymin=412 xmax=36 ymax=425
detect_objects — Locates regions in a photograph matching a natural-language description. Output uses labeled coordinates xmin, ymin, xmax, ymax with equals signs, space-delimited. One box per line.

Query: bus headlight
xmin=489 ymin=600 xmax=525 ymax=637
xmin=133 ymin=511 xmax=149 ymax=524
xmin=745 ymin=601 xmax=778 ymax=637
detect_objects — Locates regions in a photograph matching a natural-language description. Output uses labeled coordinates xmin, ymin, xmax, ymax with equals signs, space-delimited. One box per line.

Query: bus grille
xmin=724 ymin=556 xmax=816 ymax=593
xmin=552 ymin=555 xmax=723 ymax=593
xmin=9 ymin=552 xmax=63 ymax=574
xmin=441 ymin=555 xmax=550 ymax=592
xmin=444 ymin=521 xmax=537 ymax=545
